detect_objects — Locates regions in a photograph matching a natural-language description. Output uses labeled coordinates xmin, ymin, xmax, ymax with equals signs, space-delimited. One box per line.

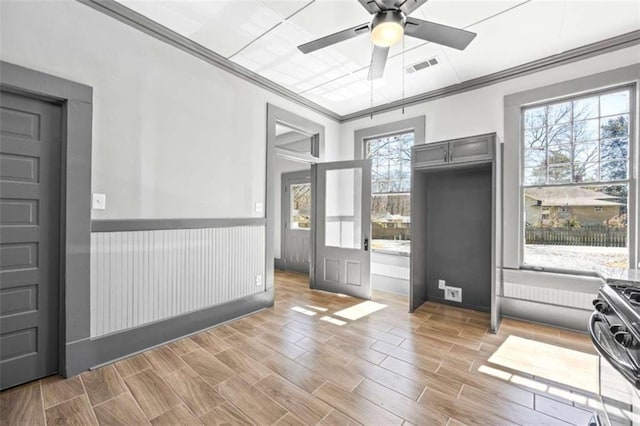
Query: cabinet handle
xmin=449 ymin=147 xmax=454 ymax=161
xmin=443 ymin=147 xmax=447 ymax=162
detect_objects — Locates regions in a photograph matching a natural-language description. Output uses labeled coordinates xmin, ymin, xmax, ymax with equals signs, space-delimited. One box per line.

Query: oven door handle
xmin=589 ymin=311 xmax=640 ymax=389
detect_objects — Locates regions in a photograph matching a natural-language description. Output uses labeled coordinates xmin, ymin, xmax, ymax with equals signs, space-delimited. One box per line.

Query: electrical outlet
xmin=255 ymin=275 xmax=262 ymax=287
xmin=438 ymin=279 xmax=446 ymax=290
xmin=255 ymin=202 xmax=263 ymax=213
xmin=92 ymin=193 xmax=106 ymax=210
xmin=444 ymin=286 xmax=462 ymax=303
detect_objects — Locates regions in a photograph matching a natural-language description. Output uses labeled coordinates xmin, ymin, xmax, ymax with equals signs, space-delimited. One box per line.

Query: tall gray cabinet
xmin=410 ymin=133 xmax=500 ymax=332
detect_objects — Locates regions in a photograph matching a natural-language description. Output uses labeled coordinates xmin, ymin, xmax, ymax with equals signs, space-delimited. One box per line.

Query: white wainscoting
xmin=371 ymin=252 xmax=410 ymax=296
xmin=503 ymin=281 xmax=595 ymax=310
xmin=90 ymin=226 xmax=265 ymax=337
xmin=501 ymin=268 xmax=600 ymax=310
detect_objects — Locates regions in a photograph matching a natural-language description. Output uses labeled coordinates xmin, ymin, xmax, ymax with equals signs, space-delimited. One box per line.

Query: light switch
xmin=92 ymin=193 xmax=106 ymax=210
xmin=255 ymin=202 xmax=263 ymax=213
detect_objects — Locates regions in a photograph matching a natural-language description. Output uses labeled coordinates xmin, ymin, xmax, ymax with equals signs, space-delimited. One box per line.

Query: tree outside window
xmin=365 ymin=131 xmax=414 ymax=253
xmin=522 ymin=88 xmax=632 ymax=271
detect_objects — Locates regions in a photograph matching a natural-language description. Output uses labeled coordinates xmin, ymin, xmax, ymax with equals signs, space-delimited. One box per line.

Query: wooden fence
xmin=525 ymin=225 xmax=627 ymax=247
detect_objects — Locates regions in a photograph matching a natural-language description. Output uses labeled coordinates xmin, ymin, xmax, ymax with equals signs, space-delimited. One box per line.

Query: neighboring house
xmin=372 ymin=214 xmax=411 ymax=240
xmin=525 ymin=187 xmax=624 ymax=227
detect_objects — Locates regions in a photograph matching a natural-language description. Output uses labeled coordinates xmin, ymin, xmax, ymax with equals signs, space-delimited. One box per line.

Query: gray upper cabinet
xmin=412 ymin=141 xmax=448 ymax=168
xmin=449 ymin=134 xmax=494 ymax=164
xmin=413 ymin=133 xmax=495 ymax=169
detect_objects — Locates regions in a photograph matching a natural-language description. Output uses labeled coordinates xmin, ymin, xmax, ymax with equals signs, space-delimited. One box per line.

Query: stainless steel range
xmin=590 ymin=276 xmax=640 ymax=426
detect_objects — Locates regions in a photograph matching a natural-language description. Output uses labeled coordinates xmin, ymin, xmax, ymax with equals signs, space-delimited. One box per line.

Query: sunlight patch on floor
xmin=291 ymin=306 xmax=317 ymax=316
xmin=333 ymin=301 xmax=387 ymax=321
xmin=480 ymin=362 xmax=637 ymax=424
xmin=488 ymin=335 xmax=599 ymax=394
xmin=305 ymin=305 xmax=328 ymax=312
xmin=320 ymin=316 xmax=347 ymax=326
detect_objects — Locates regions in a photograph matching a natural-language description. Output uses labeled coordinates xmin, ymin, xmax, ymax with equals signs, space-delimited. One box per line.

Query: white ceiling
xmin=118 ymin=0 xmax=640 ymax=116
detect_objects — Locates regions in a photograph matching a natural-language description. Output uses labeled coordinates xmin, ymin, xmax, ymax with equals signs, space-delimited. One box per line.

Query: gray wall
xmin=425 ymin=166 xmax=492 ymax=311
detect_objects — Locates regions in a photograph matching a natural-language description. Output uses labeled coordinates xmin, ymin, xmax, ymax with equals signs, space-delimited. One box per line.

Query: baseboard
xmin=372 ymin=274 xmax=409 ymax=297
xmin=499 ymin=296 xmax=591 ymax=332
xmin=64 ymin=289 xmax=274 ymax=376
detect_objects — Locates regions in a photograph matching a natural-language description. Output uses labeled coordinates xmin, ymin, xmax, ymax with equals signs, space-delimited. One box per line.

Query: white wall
xmin=0 ymin=0 xmax=340 ymax=220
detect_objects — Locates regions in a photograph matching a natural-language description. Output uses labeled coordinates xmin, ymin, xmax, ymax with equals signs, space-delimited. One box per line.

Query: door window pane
xmin=290 ymin=183 xmax=310 ymax=230
xmin=325 ymin=168 xmax=362 ymax=249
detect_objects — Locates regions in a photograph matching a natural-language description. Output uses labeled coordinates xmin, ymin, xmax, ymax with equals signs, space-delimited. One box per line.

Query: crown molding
xmin=341 ymin=30 xmax=640 ymax=122
xmin=76 ymin=0 xmax=639 ymax=124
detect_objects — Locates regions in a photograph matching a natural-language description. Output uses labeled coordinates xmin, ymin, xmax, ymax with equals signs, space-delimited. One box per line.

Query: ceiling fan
xmin=297 ymin=0 xmax=477 ymax=80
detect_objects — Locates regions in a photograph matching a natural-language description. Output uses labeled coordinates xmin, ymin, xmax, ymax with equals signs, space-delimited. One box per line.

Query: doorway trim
xmin=266 ymin=104 xmax=324 ymax=289
xmin=0 ymin=61 xmax=93 ymax=377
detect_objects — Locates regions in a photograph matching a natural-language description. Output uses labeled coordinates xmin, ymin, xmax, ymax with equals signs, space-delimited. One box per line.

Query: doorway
xmin=266 ymin=105 xmax=372 ymax=300
xmin=281 ymin=170 xmax=311 ymax=274
xmin=0 ymin=90 xmax=62 ymax=388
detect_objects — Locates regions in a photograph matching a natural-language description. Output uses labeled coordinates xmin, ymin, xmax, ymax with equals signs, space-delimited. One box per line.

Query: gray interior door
xmin=282 ymin=171 xmax=311 ymax=274
xmin=313 ymin=160 xmax=371 ymax=299
xmin=0 ymin=90 xmax=61 ymax=389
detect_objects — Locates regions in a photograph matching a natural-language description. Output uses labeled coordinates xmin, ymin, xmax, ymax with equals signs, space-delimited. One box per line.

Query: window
xmin=290 ymin=183 xmax=310 ymax=229
xmin=365 ymin=131 xmax=414 ymax=253
xmin=522 ymin=86 xmax=633 ymax=272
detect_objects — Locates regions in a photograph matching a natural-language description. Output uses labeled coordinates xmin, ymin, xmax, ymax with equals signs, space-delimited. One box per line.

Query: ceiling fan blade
xmin=395 ymin=0 xmax=429 ymax=16
xmin=298 ymin=23 xmax=370 ymax=54
xmin=404 ymin=17 xmax=476 ymax=50
xmin=357 ymin=0 xmax=382 ymax=14
xmin=367 ymin=45 xmax=389 ymax=80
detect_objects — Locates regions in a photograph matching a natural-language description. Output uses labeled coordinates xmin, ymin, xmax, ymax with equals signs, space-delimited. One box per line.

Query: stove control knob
xmin=614 ymin=331 xmax=635 ymax=348
xmin=594 ymin=301 xmax=610 ymax=314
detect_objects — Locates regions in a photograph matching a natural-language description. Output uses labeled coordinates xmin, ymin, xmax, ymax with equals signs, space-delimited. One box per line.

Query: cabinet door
xmin=413 ymin=142 xmax=448 ymax=168
xmin=449 ymin=135 xmax=494 ymax=164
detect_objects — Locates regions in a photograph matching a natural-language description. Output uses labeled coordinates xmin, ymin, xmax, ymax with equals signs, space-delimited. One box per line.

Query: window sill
xmin=372 ymin=249 xmax=410 ymax=257
xmin=518 ymin=264 xmax=599 ymax=278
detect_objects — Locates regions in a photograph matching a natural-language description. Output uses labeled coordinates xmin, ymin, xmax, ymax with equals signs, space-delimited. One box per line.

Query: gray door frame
xmin=0 ymin=61 xmax=93 ymax=378
xmin=266 ymin=104 xmax=326 ymax=290
xmin=281 ymin=170 xmax=312 ymax=274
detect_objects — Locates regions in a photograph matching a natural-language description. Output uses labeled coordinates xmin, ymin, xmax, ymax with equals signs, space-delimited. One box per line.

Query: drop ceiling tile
xmin=558 ymin=1 xmax=640 ymax=52
xmin=413 ymin=0 xmax=526 ymax=28
xmin=289 ymin=0 xmax=373 ymax=39
xmin=369 ymin=44 xmax=461 ymax=103
xmin=231 ymin=19 xmax=363 ymax=91
xmin=261 ymin=0 xmax=314 ymax=19
xmin=117 ymin=1 xmax=205 ymax=36
xmin=118 ymin=0 xmax=285 ymax=57
xmin=444 ymin=0 xmax=566 ymax=81
xmin=302 ymin=71 xmax=391 ymax=115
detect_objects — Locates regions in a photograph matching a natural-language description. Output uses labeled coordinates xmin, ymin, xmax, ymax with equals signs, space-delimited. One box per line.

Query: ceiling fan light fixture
xmin=370 ymin=11 xmax=405 ymax=47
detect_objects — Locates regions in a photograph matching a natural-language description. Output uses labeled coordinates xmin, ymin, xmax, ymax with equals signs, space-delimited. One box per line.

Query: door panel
xmin=0 ymin=91 xmax=61 ymax=389
xmin=283 ymin=172 xmax=311 ymax=274
xmin=313 ymin=160 xmax=371 ymax=299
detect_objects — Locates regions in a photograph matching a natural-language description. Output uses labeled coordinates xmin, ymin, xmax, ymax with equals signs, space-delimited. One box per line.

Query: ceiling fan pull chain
xmin=370 ymin=76 xmax=373 ymax=119
xmin=402 ymin=35 xmax=405 ymax=115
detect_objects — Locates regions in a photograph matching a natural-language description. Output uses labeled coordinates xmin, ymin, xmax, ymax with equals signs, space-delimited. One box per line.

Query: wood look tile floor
xmin=1 ymin=271 xmax=599 ymax=426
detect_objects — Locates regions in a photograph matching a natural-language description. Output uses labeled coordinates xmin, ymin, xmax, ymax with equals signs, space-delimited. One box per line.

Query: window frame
xmin=354 ymin=116 xmax=426 ymax=256
xmin=518 ymin=83 xmax=637 ymax=275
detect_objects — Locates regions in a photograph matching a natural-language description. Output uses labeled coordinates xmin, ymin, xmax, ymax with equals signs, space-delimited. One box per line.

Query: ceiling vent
xmin=406 ymin=56 xmax=439 ymax=74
